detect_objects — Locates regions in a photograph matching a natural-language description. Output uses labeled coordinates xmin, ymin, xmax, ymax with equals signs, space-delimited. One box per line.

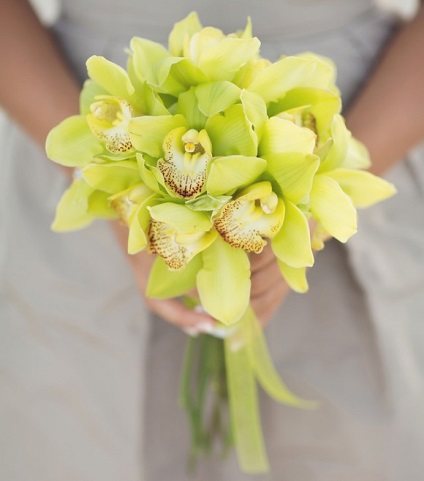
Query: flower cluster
xmin=46 ymin=12 xmax=395 ymax=325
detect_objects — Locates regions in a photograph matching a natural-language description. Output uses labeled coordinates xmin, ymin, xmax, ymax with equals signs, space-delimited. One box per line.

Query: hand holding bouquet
xmin=46 ymin=12 xmax=395 ymax=473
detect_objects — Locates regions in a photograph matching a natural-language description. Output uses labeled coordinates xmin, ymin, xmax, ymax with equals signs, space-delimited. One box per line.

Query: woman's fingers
xmin=251 ymin=277 xmax=290 ymax=327
xmin=249 ymin=244 xmax=290 ymax=326
xmin=145 ymin=297 xmax=215 ymax=333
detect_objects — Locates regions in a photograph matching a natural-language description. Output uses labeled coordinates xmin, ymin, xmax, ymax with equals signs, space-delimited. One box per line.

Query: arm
xmin=346 ymin=3 xmax=424 ymax=175
xmin=0 ymin=0 xmax=80 ymax=147
xmin=0 ymin=0 xmax=215 ymax=333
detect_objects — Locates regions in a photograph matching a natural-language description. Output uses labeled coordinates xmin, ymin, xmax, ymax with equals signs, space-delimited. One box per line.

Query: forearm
xmin=346 ymin=3 xmax=424 ymax=175
xmin=0 ymin=0 xmax=80 ymax=148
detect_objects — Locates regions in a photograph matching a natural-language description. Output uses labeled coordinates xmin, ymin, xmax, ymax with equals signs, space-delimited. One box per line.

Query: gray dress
xmin=1 ymin=1 xmax=424 ymax=480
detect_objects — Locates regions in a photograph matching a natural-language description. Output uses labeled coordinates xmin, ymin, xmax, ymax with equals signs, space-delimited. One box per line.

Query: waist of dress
xmin=54 ymin=1 xmax=387 ymax=46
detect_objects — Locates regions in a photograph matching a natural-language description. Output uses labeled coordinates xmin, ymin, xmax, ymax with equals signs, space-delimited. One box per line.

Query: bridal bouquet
xmin=46 ymin=12 xmax=395 ymax=473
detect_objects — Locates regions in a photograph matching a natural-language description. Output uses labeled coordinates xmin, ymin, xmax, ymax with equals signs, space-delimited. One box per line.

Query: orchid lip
xmin=214 ymin=186 xmax=284 ymax=253
xmin=87 ymin=96 xmax=135 ymax=154
xmin=158 ymin=127 xmax=212 ymax=199
xmin=148 ymin=219 xmax=216 ymax=270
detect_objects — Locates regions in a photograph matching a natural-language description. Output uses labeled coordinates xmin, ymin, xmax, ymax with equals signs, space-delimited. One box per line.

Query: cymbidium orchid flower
xmin=147 ymin=203 xmax=217 ymax=270
xmin=157 ymin=127 xmax=212 ymax=199
xmin=214 ymin=181 xmax=285 ymax=253
xmin=86 ymin=95 xmax=135 ymax=154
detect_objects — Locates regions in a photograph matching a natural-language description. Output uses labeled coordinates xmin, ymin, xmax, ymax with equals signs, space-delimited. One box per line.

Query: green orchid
xmin=51 ymin=174 xmax=120 ymax=232
xmin=214 ymin=181 xmax=285 ymax=253
xmin=157 ymin=126 xmax=213 ymax=199
xmin=86 ymin=95 xmax=135 ymax=154
xmin=147 ymin=203 xmax=218 ymax=270
xmin=309 ymin=115 xmax=396 ymax=243
xmin=179 ymin=20 xmax=261 ymax=82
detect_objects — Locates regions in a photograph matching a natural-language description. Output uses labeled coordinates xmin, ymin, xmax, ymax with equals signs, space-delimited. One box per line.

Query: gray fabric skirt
xmin=1 ymin=1 xmax=424 ymax=480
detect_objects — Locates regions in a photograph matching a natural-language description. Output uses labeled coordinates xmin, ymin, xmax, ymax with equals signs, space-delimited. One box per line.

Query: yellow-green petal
xmin=154 ymin=57 xmax=207 ymax=95
xmin=136 ymin=153 xmax=161 ymax=192
xmin=195 ymin=81 xmax=241 ymax=117
xmin=82 ymin=160 xmax=140 ymax=194
xmin=86 ymin=55 xmax=135 ymax=100
xmin=310 ymin=174 xmax=357 ymax=243
xmin=129 ymin=37 xmax=169 ymax=86
xmin=146 ymin=254 xmax=202 ymax=298
xmin=259 ymin=116 xmax=316 ymax=157
xmin=175 ymin=88 xmax=207 ymax=130
xmin=198 ymin=37 xmax=261 ymax=82
xmin=46 ymin=115 xmax=104 ymax=167
xmin=326 ymin=169 xmax=397 ymax=208
xmin=342 ymin=137 xmax=371 ymax=170
xmin=168 ymin=11 xmax=202 ymax=56
xmin=269 ymin=87 xmax=341 ymax=143
xmin=87 ymin=190 xmax=119 ymax=219
xmin=206 ymin=104 xmax=257 ymax=156
xmin=272 ymin=200 xmax=314 ymax=268
xmin=148 ymin=203 xmax=212 ymax=232
xmin=240 ymin=89 xmax=268 ymax=141
xmin=51 ymin=179 xmax=94 ymax=231
xmin=129 ymin=114 xmax=187 ymax=158
xmin=248 ymin=56 xmax=318 ymax=103
xmin=265 ymin=152 xmax=320 ymax=204
xmin=127 ymin=196 xmax=158 ymax=254
xmin=318 ymin=114 xmax=350 ymax=173
xmin=207 ymin=155 xmax=267 ymax=196
xmin=80 ymin=79 xmax=108 ymax=115
xmin=197 ymin=236 xmax=251 ymax=324
xmin=277 ymin=260 xmax=309 ymax=293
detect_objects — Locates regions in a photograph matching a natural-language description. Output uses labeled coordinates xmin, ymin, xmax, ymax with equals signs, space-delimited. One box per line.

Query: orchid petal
xmin=82 ymin=160 xmax=140 ymax=194
xmin=272 ymin=200 xmax=314 ymax=268
xmin=277 ymin=261 xmax=309 ymax=293
xmin=154 ymin=57 xmax=207 ymax=95
xmin=265 ymin=152 xmax=320 ymax=204
xmin=86 ymin=55 xmax=135 ymax=100
xmin=127 ymin=196 xmax=158 ymax=254
xmin=46 ymin=115 xmax=104 ymax=167
xmin=87 ymin=190 xmax=118 ymax=219
xmin=259 ymin=117 xmax=316 ymax=157
xmin=168 ymin=11 xmax=202 ymax=56
xmin=207 ymin=156 xmax=266 ymax=196
xmin=342 ymin=137 xmax=371 ymax=170
xmin=146 ymin=254 xmax=202 ymax=298
xmin=198 ymin=37 xmax=261 ymax=82
xmin=129 ymin=114 xmax=187 ymax=158
xmin=176 ymin=88 xmax=207 ymax=130
xmin=206 ymin=104 xmax=257 ymax=156
xmin=326 ymin=169 xmax=397 ymax=208
xmin=268 ymin=87 xmax=341 ymax=143
xmin=240 ymin=89 xmax=268 ymax=141
xmin=158 ymin=127 xmax=212 ymax=199
xmin=310 ymin=174 xmax=357 ymax=243
xmin=136 ymin=153 xmax=161 ymax=192
xmin=148 ymin=219 xmax=217 ymax=270
xmin=86 ymin=96 xmax=134 ymax=154
xmin=195 ymin=81 xmax=241 ymax=117
xmin=51 ymin=179 xmax=94 ymax=231
xmin=318 ymin=114 xmax=350 ymax=173
xmin=249 ymin=54 xmax=338 ymax=103
xmin=197 ymin=236 xmax=251 ymax=324
xmin=186 ymin=194 xmax=232 ymax=215
xmin=214 ymin=184 xmax=285 ymax=253
xmin=80 ymin=80 xmax=108 ymax=115
xmin=129 ymin=37 xmax=169 ymax=85
xmin=148 ymin=203 xmax=212 ymax=232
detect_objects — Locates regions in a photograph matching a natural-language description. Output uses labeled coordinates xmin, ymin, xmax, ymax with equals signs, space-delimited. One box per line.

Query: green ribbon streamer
xmin=224 ymin=311 xmax=269 ymax=473
xmin=243 ymin=307 xmax=318 ymax=409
